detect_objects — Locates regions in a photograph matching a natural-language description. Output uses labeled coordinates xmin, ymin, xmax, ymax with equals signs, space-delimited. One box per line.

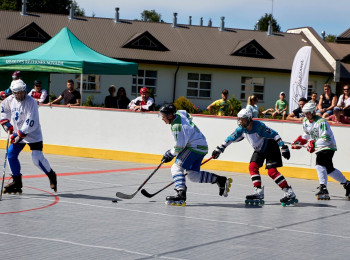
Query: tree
xmin=141 ymin=10 xmax=162 ymax=22
xmin=325 ymin=34 xmax=337 ymax=42
xmin=254 ymin=13 xmax=281 ymax=32
xmin=0 ymin=0 xmax=85 ymax=16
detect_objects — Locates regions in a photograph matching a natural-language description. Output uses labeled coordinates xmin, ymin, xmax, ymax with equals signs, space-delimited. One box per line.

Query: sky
xmin=75 ymin=0 xmax=348 ymax=37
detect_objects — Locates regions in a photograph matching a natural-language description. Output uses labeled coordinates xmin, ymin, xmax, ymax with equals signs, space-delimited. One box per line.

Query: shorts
xmin=175 ymin=148 xmax=205 ymax=172
xmin=316 ymin=109 xmax=333 ymax=116
xmin=316 ymin=150 xmax=335 ymax=173
xmin=250 ymin=139 xmax=283 ymax=169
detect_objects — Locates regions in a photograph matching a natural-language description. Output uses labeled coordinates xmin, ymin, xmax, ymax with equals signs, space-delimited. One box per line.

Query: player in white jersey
xmin=291 ymin=102 xmax=350 ymax=200
xmin=212 ymin=108 xmax=297 ymax=206
xmin=159 ymin=104 xmax=232 ymax=206
xmin=0 ymin=80 xmax=57 ymax=194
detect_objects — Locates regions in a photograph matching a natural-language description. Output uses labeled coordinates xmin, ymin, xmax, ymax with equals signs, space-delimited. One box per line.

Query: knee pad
xmin=32 ymin=150 xmax=51 ymax=174
xmin=315 ymin=165 xmax=328 ymax=185
xmin=171 ymin=163 xmax=186 ymax=189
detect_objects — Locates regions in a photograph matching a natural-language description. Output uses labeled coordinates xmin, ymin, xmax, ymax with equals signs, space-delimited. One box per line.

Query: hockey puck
xmin=112 ymin=199 xmax=118 ymax=203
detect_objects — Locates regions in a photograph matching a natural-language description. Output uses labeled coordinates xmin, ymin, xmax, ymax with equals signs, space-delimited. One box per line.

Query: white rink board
xmin=1 ymin=105 xmax=349 ymax=172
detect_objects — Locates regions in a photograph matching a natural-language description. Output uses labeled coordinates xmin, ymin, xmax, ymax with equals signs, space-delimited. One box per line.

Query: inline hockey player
xmin=212 ymin=108 xmax=298 ymax=206
xmin=159 ymin=104 xmax=232 ymax=206
xmin=0 ymin=80 xmax=57 ymax=194
xmin=291 ymin=102 xmax=350 ymax=200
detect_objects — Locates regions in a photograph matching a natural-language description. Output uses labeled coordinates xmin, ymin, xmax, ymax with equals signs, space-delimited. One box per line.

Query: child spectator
xmin=307 ymin=92 xmax=318 ymax=106
xmin=287 ymin=97 xmax=307 ymax=121
xmin=327 ymin=107 xmax=350 ymax=124
xmin=272 ymin=92 xmax=288 ymax=120
xmin=28 ymin=80 xmax=48 ymax=105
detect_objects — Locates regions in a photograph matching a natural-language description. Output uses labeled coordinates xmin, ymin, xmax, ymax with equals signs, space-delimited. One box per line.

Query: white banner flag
xmin=289 ymin=46 xmax=312 ymax=112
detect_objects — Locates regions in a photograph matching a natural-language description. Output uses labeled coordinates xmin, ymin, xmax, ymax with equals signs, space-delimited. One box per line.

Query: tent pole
xmin=80 ymin=73 xmax=83 ymax=106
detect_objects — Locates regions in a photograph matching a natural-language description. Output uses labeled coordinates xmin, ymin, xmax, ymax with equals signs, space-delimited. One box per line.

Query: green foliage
xmin=141 ymin=9 xmax=162 ymax=22
xmin=0 ymin=0 xmax=85 ymax=16
xmin=254 ymin=13 xmax=281 ymax=32
xmin=173 ymin=96 xmax=197 ymax=114
xmin=325 ymin=34 xmax=337 ymax=43
xmin=228 ymin=95 xmax=242 ymax=116
xmin=82 ymin=94 xmax=95 ymax=107
xmin=49 ymin=93 xmax=57 ymax=102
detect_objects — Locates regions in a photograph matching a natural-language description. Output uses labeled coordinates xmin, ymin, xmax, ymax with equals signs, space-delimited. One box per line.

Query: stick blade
xmin=116 ymin=191 xmax=136 ymax=199
xmin=141 ymin=189 xmax=154 ymax=198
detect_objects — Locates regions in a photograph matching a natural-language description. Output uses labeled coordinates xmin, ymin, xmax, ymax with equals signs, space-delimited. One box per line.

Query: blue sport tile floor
xmin=1 ymin=152 xmax=350 ymax=260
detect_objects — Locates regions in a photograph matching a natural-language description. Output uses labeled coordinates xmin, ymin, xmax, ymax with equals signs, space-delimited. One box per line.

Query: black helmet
xmin=34 ymin=80 xmax=42 ymax=85
xmin=159 ymin=103 xmax=177 ymax=115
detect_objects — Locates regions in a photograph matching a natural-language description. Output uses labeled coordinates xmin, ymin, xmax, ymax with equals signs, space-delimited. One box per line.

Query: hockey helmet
xmin=159 ymin=103 xmax=177 ymax=116
xmin=302 ymin=102 xmax=316 ymax=114
xmin=11 ymin=79 xmax=27 ymax=101
xmin=34 ymin=80 xmax=42 ymax=86
xmin=12 ymin=71 xmax=21 ymax=80
xmin=140 ymin=87 xmax=148 ymax=94
xmin=237 ymin=108 xmax=252 ymax=128
xmin=11 ymin=79 xmax=27 ymax=93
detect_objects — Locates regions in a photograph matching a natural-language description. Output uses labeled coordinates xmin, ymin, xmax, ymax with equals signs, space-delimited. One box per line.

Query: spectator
xmin=128 ymin=87 xmax=155 ymax=111
xmin=49 ymin=79 xmax=81 ymax=107
xmin=287 ymin=97 xmax=307 ymax=121
xmin=207 ymin=89 xmax=233 ymax=116
xmin=104 ymin=85 xmax=117 ymax=108
xmin=327 ymin=107 xmax=350 ymax=124
xmin=307 ymin=92 xmax=318 ymax=106
xmin=316 ymin=83 xmax=337 ymax=119
xmin=272 ymin=92 xmax=288 ymax=120
xmin=28 ymin=80 xmax=48 ymax=105
xmin=116 ymin=87 xmax=130 ymax=109
xmin=0 ymin=71 xmax=30 ymax=100
xmin=336 ymin=85 xmax=350 ymax=117
xmin=246 ymin=95 xmax=260 ymax=118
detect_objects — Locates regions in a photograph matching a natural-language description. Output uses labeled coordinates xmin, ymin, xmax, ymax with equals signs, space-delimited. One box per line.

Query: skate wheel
xmin=282 ymin=203 xmax=286 ymax=207
xmin=228 ymin=178 xmax=233 ymax=183
xmin=254 ymin=201 xmax=259 ymax=205
xmin=316 ymin=196 xmax=320 ymax=200
xmin=245 ymin=200 xmax=249 ymax=204
xmin=181 ymin=202 xmax=186 ymax=207
xmin=261 ymin=200 xmax=265 ymax=205
xmin=228 ymin=183 xmax=231 ymax=188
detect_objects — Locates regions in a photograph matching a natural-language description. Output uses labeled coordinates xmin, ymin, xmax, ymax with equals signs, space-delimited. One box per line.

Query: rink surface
xmin=1 ymin=152 xmax=350 ymax=260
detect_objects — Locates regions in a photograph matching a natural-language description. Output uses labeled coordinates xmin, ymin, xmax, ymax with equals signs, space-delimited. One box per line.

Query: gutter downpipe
xmin=80 ymin=73 xmax=83 ymax=106
xmin=173 ymin=63 xmax=180 ymax=102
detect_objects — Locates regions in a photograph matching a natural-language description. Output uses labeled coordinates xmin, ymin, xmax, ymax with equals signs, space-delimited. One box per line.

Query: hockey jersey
xmin=223 ymin=121 xmax=284 ymax=152
xmin=1 ymin=95 xmax=43 ymax=143
xmin=301 ymin=115 xmax=337 ymax=152
xmin=170 ymin=110 xmax=208 ymax=155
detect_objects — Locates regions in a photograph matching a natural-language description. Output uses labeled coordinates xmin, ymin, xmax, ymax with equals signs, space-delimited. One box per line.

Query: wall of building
xmin=1 ymin=106 xmax=349 ymax=181
xmin=48 ymin=65 xmax=330 ymax=111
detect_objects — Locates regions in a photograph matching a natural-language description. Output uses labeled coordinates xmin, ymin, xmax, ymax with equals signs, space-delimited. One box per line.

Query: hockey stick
xmin=284 ymin=141 xmax=306 ymax=148
xmin=0 ymin=132 xmax=11 ymax=201
xmin=141 ymin=156 xmax=214 ymax=198
xmin=115 ymin=160 xmax=165 ymax=199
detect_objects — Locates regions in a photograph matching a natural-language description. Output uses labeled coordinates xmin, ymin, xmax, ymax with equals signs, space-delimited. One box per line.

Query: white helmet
xmin=237 ymin=108 xmax=252 ymax=120
xmin=10 ymin=79 xmax=27 ymax=93
xmin=302 ymin=102 xmax=316 ymax=114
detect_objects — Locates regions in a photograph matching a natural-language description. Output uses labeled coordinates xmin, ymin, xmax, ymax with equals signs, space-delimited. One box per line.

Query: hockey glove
xmin=212 ymin=145 xmax=225 ymax=159
xmin=291 ymin=135 xmax=307 ymax=149
xmin=162 ymin=149 xmax=175 ymax=163
xmin=0 ymin=119 xmax=13 ymax=134
xmin=11 ymin=130 xmax=26 ymax=144
xmin=0 ymin=91 xmax=6 ymax=100
xmin=307 ymin=140 xmax=315 ymax=153
xmin=281 ymin=145 xmax=290 ymax=160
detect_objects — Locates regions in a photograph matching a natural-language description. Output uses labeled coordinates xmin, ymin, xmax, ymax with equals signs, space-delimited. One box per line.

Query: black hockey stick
xmin=0 ymin=132 xmax=11 ymax=201
xmin=115 ymin=160 xmax=165 ymax=199
xmin=141 ymin=156 xmax=214 ymax=198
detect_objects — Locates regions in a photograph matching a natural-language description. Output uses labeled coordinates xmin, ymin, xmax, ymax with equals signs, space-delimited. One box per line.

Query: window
xmin=75 ymin=74 xmax=100 ymax=92
xmin=240 ymin=77 xmax=265 ymax=101
xmin=132 ymin=70 xmax=157 ymax=95
xmin=187 ymin=73 xmax=211 ymax=98
xmin=307 ymin=81 xmax=316 ymax=97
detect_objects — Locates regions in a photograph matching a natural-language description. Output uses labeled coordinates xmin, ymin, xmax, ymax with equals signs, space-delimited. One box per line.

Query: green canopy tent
xmin=0 ymin=27 xmax=138 ymax=104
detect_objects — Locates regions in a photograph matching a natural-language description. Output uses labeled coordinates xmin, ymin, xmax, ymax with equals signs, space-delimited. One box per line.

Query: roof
xmin=0 ymin=10 xmax=332 ymax=74
xmin=0 ymin=27 xmax=138 ymax=74
xmin=327 ymin=42 xmax=350 ymax=79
